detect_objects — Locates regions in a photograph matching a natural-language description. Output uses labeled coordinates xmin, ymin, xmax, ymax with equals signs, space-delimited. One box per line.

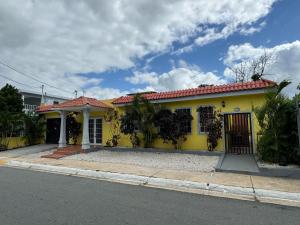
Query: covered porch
xmin=37 ymin=96 xmax=112 ymax=151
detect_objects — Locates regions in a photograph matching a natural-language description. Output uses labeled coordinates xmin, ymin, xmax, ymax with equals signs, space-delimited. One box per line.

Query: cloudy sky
xmin=0 ymin=0 xmax=299 ymax=99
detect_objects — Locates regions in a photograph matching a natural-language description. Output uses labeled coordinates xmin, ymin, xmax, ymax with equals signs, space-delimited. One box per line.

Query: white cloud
xmin=0 ymin=0 xmax=276 ymax=98
xmin=240 ymin=21 xmax=267 ymax=35
xmin=85 ymin=86 xmax=128 ymax=100
xmin=125 ymin=72 xmax=158 ymax=85
xmin=223 ymin=40 xmax=300 ymax=96
xmin=126 ymin=61 xmax=227 ymax=92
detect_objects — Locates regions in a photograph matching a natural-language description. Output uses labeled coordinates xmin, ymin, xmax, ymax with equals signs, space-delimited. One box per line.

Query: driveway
xmin=217 ymin=154 xmax=260 ymax=173
xmin=0 ymin=144 xmax=57 ymax=158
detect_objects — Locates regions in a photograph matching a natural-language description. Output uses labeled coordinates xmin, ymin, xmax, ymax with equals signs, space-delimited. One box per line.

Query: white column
xmin=58 ymin=111 xmax=67 ymax=148
xmin=81 ymin=108 xmax=90 ymax=150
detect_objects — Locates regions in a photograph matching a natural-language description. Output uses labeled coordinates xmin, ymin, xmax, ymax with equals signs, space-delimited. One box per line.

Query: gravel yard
xmin=65 ymin=150 xmax=219 ymax=172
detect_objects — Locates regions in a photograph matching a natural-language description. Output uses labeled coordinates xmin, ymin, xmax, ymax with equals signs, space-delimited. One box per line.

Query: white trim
xmin=88 ymin=117 xmax=103 ymax=145
xmin=40 ymin=105 xmax=111 ymax=113
xmin=81 ymin=108 xmax=90 ymax=150
xmin=58 ymin=111 xmax=67 ymax=148
xmin=114 ymin=88 xmax=272 ymax=106
xmin=250 ymin=112 xmax=256 ymax=154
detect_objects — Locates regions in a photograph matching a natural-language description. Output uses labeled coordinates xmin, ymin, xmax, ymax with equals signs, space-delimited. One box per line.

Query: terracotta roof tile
xmin=36 ymin=96 xmax=112 ymax=112
xmin=35 ymin=104 xmax=53 ymax=112
xmin=112 ymin=79 xmax=276 ymax=105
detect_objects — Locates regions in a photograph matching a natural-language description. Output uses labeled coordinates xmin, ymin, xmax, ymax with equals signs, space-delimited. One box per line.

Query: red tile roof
xmin=112 ymin=79 xmax=277 ymax=105
xmin=35 ymin=104 xmax=53 ymax=112
xmin=36 ymin=96 xmax=112 ymax=112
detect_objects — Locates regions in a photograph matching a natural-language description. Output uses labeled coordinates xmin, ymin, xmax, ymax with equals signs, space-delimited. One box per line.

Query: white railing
xmin=24 ymin=104 xmax=38 ymax=112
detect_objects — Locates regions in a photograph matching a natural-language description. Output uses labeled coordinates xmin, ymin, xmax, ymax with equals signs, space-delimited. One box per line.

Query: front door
xmin=88 ymin=118 xmax=103 ymax=145
xmin=224 ymin=113 xmax=253 ymax=154
xmin=46 ymin=118 xmax=60 ymax=144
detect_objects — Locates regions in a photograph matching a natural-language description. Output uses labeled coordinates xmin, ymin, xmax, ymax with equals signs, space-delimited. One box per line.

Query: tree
xmin=66 ymin=112 xmax=81 ymax=145
xmin=104 ymin=109 xmax=121 ymax=147
xmin=230 ymin=51 xmax=272 ymax=82
xmin=23 ymin=112 xmax=46 ymax=146
xmin=0 ymin=84 xmax=23 ymax=113
xmin=255 ymin=80 xmax=300 ymax=165
xmin=0 ymin=84 xmax=24 ymax=150
xmin=250 ymin=52 xmax=273 ymax=81
xmin=0 ymin=111 xmax=24 ymax=150
xmin=154 ymin=109 xmax=193 ymax=149
xmin=120 ymin=95 xmax=158 ymax=148
xmin=205 ymin=111 xmax=223 ymax=151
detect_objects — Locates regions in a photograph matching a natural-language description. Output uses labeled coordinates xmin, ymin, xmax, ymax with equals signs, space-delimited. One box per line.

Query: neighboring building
xmin=37 ymin=79 xmax=276 ymax=154
xmin=19 ymin=89 xmax=70 ymax=113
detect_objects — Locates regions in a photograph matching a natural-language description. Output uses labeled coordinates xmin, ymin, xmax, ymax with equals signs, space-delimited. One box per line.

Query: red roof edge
xmin=112 ymin=79 xmax=277 ymax=105
xmin=36 ymin=96 xmax=113 ymax=113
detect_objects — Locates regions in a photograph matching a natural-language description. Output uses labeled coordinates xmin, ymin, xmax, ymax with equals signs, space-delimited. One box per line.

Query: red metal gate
xmin=224 ymin=113 xmax=253 ymax=154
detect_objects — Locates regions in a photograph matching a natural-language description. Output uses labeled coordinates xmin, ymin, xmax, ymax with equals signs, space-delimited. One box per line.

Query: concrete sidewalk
xmin=0 ymin=144 xmax=57 ymax=158
xmin=2 ymin=156 xmax=300 ymax=207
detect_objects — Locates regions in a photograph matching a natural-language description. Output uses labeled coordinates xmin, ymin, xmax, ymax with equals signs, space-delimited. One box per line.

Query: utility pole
xmin=41 ymin=85 xmax=45 ymax=105
xmin=296 ymin=96 xmax=300 ymax=155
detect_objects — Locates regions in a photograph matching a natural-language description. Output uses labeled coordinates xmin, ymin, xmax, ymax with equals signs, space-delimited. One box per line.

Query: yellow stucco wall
xmin=116 ymin=93 xmax=266 ymax=152
xmin=43 ymin=110 xmax=112 ymax=146
xmin=4 ymin=137 xmax=26 ymax=149
xmin=42 ymin=93 xmax=266 ymax=152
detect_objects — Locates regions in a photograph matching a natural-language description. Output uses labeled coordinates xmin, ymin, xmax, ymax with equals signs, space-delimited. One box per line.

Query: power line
xmin=0 ymin=59 xmax=74 ymax=95
xmin=0 ymin=73 xmax=40 ymax=89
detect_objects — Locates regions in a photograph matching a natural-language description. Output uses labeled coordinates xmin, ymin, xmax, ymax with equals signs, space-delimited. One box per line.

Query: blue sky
xmin=81 ymin=0 xmax=300 ymax=93
xmin=0 ymin=0 xmax=300 ymax=98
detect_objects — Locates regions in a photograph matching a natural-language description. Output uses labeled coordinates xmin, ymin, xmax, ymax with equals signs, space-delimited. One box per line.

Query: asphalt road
xmin=0 ymin=167 xmax=299 ymax=225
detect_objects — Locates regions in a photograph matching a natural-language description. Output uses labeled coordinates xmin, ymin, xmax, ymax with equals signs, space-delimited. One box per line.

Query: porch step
xmin=41 ymin=146 xmax=83 ymax=159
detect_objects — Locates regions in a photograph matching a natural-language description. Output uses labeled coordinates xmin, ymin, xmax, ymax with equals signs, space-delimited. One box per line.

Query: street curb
xmin=6 ymin=160 xmax=300 ymax=202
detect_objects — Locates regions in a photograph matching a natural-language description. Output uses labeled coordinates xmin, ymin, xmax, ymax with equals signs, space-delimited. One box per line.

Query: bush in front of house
xmin=120 ymin=95 xmax=158 ymax=148
xmin=255 ymin=80 xmax=300 ymax=165
xmin=104 ymin=109 xmax=121 ymax=147
xmin=23 ymin=112 xmax=46 ymax=146
xmin=66 ymin=112 xmax=81 ymax=145
xmin=119 ymin=95 xmax=193 ymax=149
xmin=154 ymin=108 xmax=193 ymax=150
xmin=205 ymin=111 xmax=223 ymax=151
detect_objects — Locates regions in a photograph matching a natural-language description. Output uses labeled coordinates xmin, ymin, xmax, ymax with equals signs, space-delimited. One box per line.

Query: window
xmin=175 ymin=108 xmax=192 ymax=133
xmin=198 ymin=106 xmax=214 ymax=133
xmin=53 ymin=101 xmax=59 ymax=104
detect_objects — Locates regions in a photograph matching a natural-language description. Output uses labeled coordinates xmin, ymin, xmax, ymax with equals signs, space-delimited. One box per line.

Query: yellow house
xmin=37 ymin=79 xmax=276 ymax=154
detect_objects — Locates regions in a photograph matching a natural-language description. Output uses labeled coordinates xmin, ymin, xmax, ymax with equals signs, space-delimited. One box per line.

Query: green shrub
xmin=255 ymin=81 xmax=300 ymax=165
xmin=23 ymin=113 xmax=46 ymax=146
xmin=154 ymin=109 xmax=193 ymax=149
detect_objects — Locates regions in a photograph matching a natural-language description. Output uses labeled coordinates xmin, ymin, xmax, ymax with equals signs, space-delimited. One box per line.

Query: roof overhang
xmin=37 ymin=104 xmax=112 ymax=113
xmin=53 ymin=105 xmax=111 ymax=112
